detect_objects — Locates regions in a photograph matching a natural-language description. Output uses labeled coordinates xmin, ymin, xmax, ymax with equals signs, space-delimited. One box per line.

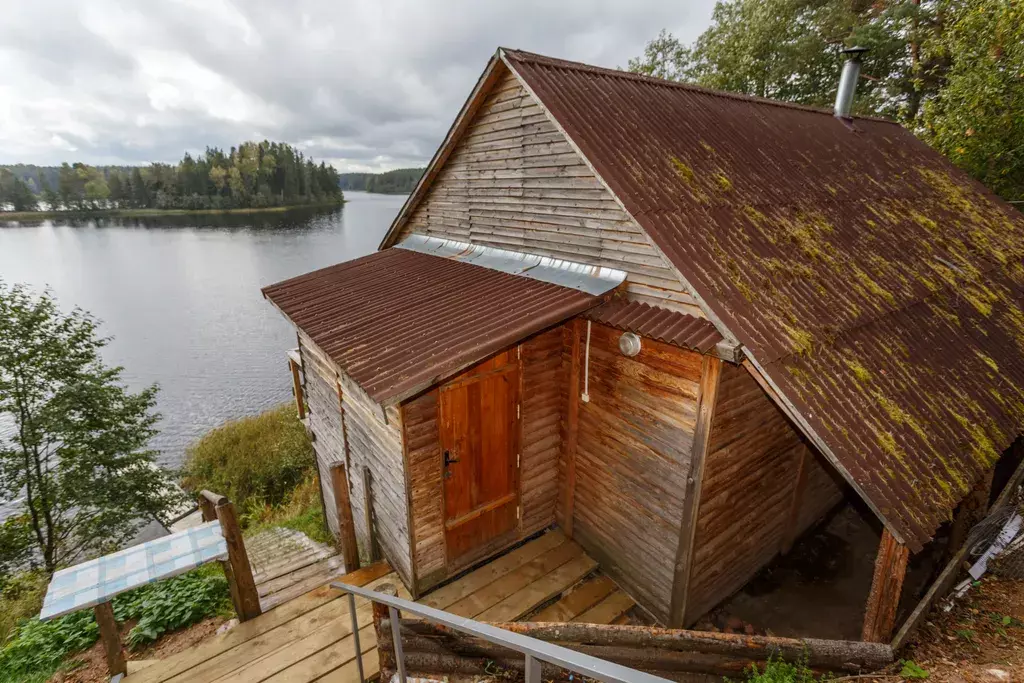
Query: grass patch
xmin=182 ymin=404 xmax=315 ymax=523
xmin=731 ymin=655 xmax=818 ymax=683
xmin=247 ymin=474 xmax=332 ymax=545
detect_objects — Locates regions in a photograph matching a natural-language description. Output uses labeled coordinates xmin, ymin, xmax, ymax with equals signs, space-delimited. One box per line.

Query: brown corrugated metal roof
xmin=504 ymin=48 xmax=1024 ymax=550
xmin=262 ymin=248 xmax=600 ymax=405
xmin=585 ymin=299 xmax=722 ymax=353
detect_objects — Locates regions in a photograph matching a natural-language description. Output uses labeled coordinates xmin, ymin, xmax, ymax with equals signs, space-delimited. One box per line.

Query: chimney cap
xmin=841 ymin=46 xmax=869 ymax=60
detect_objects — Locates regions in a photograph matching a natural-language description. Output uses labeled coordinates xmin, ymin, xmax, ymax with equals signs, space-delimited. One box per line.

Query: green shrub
xmin=182 ymin=404 xmax=314 ymax=518
xmin=248 ymin=473 xmax=331 ymax=545
xmin=115 ymin=563 xmax=232 ymax=648
xmin=0 ymin=570 xmax=48 ymax=647
xmin=0 ymin=609 xmax=97 ymax=682
xmin=735 ymin=654 xmax=818 ymax=683
xmin=0 ymin=565 xmax=231 ymax=682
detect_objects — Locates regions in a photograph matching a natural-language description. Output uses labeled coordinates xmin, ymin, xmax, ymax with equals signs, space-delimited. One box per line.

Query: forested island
xmin=338 ymin=167 xmax=423 ymax=194
xmin=0 ymin=141 xmax=343 ymax=217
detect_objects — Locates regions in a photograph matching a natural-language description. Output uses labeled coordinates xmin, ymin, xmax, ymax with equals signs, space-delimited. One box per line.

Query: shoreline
xmin=0 ymin=200 xmax=345 ymax=221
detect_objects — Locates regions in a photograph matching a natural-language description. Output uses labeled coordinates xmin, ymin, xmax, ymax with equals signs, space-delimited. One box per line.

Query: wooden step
xmin=257 ymin=554 xmax=343 ymax=596
xmin=574 ymin=590 xmax=635 ymax=625
xmin=531 ymin=575 xmax=616 ymax=622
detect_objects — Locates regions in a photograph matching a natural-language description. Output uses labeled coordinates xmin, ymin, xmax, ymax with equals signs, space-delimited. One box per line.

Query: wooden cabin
xmin=263 ymin=49 xmax=1024 ymax=641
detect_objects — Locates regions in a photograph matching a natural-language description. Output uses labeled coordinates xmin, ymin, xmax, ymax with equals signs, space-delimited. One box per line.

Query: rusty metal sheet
xmin=262 ymin=248 xmax=600 ymax=406
xmin=584 ymin=299 xmax=722 ymax=353
xmin=505 ymin=49 xmax=1024 ymax=550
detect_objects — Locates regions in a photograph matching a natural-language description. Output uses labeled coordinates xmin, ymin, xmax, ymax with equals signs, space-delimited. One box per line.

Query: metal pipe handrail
xmin=331 ymin=580 xmax=673 ymax=683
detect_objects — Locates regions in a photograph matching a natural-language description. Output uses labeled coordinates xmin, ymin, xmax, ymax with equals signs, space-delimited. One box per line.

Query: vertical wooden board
xmin=669 ymin=355 xmax=722 ymax=627
xmin=392 ymin=69 xmax=702 ymax=316
xmin=684 ymin=363 xmax=842 ymax=625
xmin=862 ymin=529 xmax=910 ymax=643
xmin=560 ymin=320 xmax=581 ymax=537
xmin=571 ymin=322 xmax=702 ymax=623
xmin=403 ymin=389 xmax=445 ymax=588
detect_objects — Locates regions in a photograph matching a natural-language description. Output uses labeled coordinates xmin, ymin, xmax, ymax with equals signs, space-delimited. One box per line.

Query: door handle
xmin=444 ymin=450 xmax=460 ymax=467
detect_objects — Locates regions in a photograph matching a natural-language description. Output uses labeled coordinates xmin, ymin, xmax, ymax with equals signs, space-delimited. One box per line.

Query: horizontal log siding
xmin=571 ymin=322 xmax=702 ymax=622
xmin=403 ymin=389 xmax=445 ymax=590
xmin=395 ymin=70 xmax=700 ymax=315
xmin=685 ymin=364 xmax=841 ymax=624
xmin=520 ymin=327 xmax=566 ymax=535
xmin=796 ymin=449 xmax=845 ymax=533
xmin=298 ymin=336 xmax=346 ymax=539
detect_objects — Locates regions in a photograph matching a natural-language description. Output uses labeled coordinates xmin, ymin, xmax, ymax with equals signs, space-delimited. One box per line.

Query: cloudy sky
xmin=0 ymin=0 xmax=716 ymax=172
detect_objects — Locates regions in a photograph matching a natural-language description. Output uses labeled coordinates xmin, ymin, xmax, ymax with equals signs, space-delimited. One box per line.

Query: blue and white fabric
xmin=40 ymin=521 xmax=227 ymax=621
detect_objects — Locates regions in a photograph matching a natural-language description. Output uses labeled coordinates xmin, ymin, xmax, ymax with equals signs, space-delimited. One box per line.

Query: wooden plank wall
xmin=297 ymin=335 xmax=347 ymax=539
xmin=569 ymin=322 xmax=703 ymax=623
xmin=684 ymin=363 xmax=843 ymax=624
xmin=338 ymin=372 xmax=412 ymax=586
xmin=393 ymin=68 xmax=701 ymax=316
xmin=402 ymin=329 xmax=566 ymax=594
xmin=402 ymin=388 xmax=444 ymax=590
xmin=520 ymin=327 xmax=565 ymax=535
xmin=298 ymin=332 xmax=414 ymax=587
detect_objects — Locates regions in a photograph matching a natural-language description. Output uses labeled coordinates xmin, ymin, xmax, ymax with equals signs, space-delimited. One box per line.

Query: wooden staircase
xmin=247 ymin=527 xmax=346 ymax=611
xmin=122 ymin=530 xmax=636 ymax=683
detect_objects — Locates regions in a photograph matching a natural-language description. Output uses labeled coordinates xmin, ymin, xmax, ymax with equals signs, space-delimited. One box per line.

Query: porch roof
xmin=262 ymin=247 xmax=606 ymax=405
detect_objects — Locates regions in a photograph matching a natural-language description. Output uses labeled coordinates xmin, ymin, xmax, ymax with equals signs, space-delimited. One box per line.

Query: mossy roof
xmin=506 ymin=48 xmax=1024 ymax=551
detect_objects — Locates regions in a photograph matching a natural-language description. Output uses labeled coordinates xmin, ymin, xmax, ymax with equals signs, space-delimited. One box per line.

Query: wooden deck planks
xmin=127 ymin=533 xmax=613 ymax=683
xmin=420 ymin=530 xmax=566 ymax=609
xmin=446 ymin=540 xmax=583 ymax=618
xmin=475 ymin=553 xmax=597 ymax=622
xmin=531 ymin=576 xmax=616 ymax=622
xmin=574 ymin=591 xmax=636 ymax=625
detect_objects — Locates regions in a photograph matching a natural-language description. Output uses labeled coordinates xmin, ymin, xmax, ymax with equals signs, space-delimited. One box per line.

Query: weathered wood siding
xmin=298 ymin=332 xmax=413 ymax=588
xmin=297 ymin=335 xmax=346 ymax=539
xmin=520 ymin=327 xmax=565 ymax=535
xmin=685 ymin=364 xmax=843 ymax=624
xmin=403 ymin=330 xmax=566 ymax=595
xmin=402 ymin=388 xmax=444 ymax=590
xmin=569 ymin=322 xmax=703 ymax=622
xmin=393 ymin=68 xmax=700 ymax=315
xmin=339 ymin=372 xmax=412 ymax=585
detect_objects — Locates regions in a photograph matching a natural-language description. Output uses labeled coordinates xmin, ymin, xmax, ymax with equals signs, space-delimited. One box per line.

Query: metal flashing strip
xmin=397 ymin=234 xmax=626 ymax=296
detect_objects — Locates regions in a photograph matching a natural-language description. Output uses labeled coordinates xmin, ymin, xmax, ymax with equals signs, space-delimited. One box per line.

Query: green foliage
xmin=248 ymin=473 xmax=331 ymax=545
xmin=920 ymin=0 xmax=1024 ymax=201
xmin=338 ymin=167 xmax=424 ymax=194
xmin=0 ymin=168 xmax=38 ymax=212
xmin=0 ymin=565 xmax=229 ymax=683
xmin=900 ymin=659 xmax=930 ymax=679
xmin=0 ymin=609 xmax=97 ymax=682
xmin=114 ymin=564 xmax=232 ymax=648
xmin=628 ymin=0 xmax=1024 ymax=200
xmin=0 ymin=282 xmax=185 ymax=576
xmin=0 ymin=570 xmax=48 ymax=646
xmin=733 ymin=654 xmax=818 ymax=683
xmin=1 ymin=140 xmax=344 ymax=213
xmin=182 ymin=404 xmax=315 ymax=522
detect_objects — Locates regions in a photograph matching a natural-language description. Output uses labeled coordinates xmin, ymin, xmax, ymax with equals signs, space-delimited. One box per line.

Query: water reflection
xmin=0 ymin=193 xmax=403 ymax=477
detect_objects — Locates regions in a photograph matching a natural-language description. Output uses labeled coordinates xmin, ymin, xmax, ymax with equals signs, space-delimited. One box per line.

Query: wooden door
xmin=440 ymin=350 xmax=521 ymax=564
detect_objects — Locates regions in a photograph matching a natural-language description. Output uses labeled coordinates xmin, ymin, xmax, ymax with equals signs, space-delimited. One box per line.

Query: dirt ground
xmin=49 ymin=616 xmax=230 ymax=683
xmin=896 ymin=576 xmax=1024 ymax=683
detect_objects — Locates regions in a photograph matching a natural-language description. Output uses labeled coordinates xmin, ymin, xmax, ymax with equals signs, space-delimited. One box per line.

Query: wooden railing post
xmin=94 ymin=601 xmax=126 ymax=677
xmin=198 ymin=489 xmax=222 ymax=522
xmin=862 ymin=529 xmax=909 ymax=642
xmin=373 ymin=583 xmax=399 ymax=681
xmin=215 ymin=498 xmax=262 ymax=621
xmin=331 ymin=462 xmax=361 ymax=571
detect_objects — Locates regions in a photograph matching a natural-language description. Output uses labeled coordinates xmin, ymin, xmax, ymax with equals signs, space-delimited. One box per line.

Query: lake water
xmin=0 ymin=192 xmax=405 ymax=496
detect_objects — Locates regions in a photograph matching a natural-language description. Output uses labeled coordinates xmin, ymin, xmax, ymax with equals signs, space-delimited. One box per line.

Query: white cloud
xmin=0 ymin=0 xmax=717 ymax=171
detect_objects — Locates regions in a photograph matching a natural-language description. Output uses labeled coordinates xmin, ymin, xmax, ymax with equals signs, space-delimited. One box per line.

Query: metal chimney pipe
xmin=834 ymin=46 xmax=869 ymax=119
